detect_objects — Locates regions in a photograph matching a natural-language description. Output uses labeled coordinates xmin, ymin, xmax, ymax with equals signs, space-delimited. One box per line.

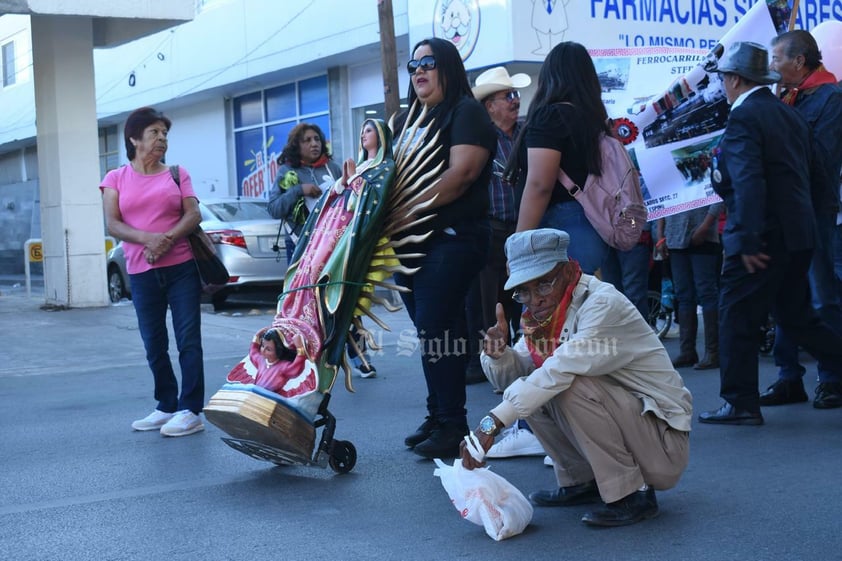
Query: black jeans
xmin=395 ymin=222 xmax=491 ymax=425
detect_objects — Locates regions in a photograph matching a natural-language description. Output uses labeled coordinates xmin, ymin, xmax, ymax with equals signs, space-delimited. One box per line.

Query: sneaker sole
xmin=486 ymin=449 xmax=545 ymax=458
xmin=132 ymin=423 xmax=169 ymax=432
xmin=161 ymin=424 xmax=205 ymax=437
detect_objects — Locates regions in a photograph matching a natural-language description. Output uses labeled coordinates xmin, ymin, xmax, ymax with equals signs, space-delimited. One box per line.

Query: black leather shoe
xmin=698 ymin=402 xmax=764 ymax=425
xmin=404 ymin=416 xmax=439 ymax=448
xmin=529 ymin=480 xmax=600 ymax=507
xmin=412 ymin=422 xmax=468 ymax=459
xmin=759 ymin=379 xmax=808 ymax=406
xmin=581 ymin=487 xmax=658 ymax=527
xmin=814 ymin=382 xmax=842 ymax=409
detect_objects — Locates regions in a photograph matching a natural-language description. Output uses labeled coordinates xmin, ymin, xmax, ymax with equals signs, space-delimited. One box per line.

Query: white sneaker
xmin=487 ymin=427 xmax=545 ymax=458
xmin=131 ymin=410 xmax=174 ymax=431
xmin=544 ymin=455 xmax=554 ymax=467
xmin=160 ymin=410 xmax=204 ymax=437
xmin=352 ymin=363 xmax=377 ymax=379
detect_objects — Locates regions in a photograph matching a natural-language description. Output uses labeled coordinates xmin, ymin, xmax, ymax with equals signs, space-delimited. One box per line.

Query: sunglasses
xmin=493 ymin=90 xmax=521 ymax=103
xmin=407 ymin=55 xmax=437 ymax=75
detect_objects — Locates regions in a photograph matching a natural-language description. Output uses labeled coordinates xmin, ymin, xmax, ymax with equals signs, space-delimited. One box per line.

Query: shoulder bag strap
xmin=169 ymin=165 xmax=180 ymax=188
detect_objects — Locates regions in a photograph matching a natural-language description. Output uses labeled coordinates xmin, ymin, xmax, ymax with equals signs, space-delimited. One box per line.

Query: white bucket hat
xmin=472 ymin=66 xmax=532 ymax=101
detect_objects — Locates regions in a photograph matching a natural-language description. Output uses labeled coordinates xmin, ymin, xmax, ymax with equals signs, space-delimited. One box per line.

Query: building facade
xmin=0 ymin=0 xmax=834 ymax=276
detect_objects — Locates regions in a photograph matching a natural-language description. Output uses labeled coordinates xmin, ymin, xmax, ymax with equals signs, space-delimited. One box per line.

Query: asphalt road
xmin=1 ymin=283 xmax=841 ymax=561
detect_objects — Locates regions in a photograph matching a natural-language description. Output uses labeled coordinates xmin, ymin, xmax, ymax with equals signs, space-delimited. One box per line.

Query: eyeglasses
xmin=492 ymin=90 xmax=521 ymax=103
xmin=511 ymin=277 xmax=557 ymax=304
xmin=407 ymin=55 xmax=437 ymax=75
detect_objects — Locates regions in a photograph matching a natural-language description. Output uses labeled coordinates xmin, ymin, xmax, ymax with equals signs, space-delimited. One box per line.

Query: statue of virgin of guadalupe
xmin=221 ymin=116 xmax=439 ymax=421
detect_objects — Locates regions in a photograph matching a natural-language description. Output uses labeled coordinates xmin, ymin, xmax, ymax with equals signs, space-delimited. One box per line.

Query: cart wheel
xmin=329 ymin=440 xmax=356 ymax=474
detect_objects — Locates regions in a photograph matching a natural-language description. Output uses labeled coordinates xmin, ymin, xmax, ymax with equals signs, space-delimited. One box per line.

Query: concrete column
xmin=31 ymin=15 xmax=109 ymax=307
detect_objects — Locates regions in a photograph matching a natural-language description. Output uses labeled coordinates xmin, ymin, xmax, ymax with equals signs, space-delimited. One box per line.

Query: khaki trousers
xmin=526 ymin=376 xmax=689 ymax=503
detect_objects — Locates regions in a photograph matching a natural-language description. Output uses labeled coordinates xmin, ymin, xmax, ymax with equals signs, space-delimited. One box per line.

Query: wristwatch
xmin=478 ymin=415 xmax=499 ymax=437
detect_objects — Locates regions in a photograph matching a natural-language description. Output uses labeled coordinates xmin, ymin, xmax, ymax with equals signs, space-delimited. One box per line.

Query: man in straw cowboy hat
xmin=460 ymin=228 xmax=692 ymax=527
xmin=465 ymin=67 xmax=542 ymax=456
xmin=698 ymin=41 xmax=842 ymax=426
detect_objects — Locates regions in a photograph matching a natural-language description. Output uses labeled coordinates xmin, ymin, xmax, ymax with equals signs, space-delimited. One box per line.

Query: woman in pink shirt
xmin=100 ymin=107 xmax=206 ymax=438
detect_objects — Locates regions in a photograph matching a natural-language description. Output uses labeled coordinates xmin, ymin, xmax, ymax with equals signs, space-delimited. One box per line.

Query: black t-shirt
xmin=396 ymin=96 xmax=497 ymax=235
xmin=518 ymin=103 xmax=591 ymax=205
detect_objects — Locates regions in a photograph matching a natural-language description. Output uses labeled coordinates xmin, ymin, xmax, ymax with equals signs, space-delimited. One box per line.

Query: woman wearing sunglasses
xmin=392 ymin=37 xmax=496 ymax=459
xmin=505 ymin=41 xmax=611 ymax=276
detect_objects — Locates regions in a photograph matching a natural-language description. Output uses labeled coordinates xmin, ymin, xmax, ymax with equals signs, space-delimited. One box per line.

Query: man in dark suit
xmin=698 ymin=41 xmax=842 ymax=425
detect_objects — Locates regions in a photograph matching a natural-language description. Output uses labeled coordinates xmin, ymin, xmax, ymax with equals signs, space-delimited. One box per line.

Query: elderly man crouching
xmin=460 ymin=229 xmax=692 ymax=527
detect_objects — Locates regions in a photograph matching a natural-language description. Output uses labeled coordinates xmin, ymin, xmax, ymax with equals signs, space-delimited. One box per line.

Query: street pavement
xmin=1 ymin=277 xmax=841 ymax=561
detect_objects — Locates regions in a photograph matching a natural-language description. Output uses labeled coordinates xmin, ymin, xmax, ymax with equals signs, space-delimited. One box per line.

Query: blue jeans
xmin=539 ymin=201 xmax=609 ymax=274
xmin=601 ymin=243 xmax=651 ymax=319
xmin=774 ymin=213 xmax=842 ymax=383
xmin=669 ymin=249 xmax=720 ymax=313
xmin=129 ymin=260 xmax=205 ymax=414
xmin=394 ymin=222 xmax=491 ymax=425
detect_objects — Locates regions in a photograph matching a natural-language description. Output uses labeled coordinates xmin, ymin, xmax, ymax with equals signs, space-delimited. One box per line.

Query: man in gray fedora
xmin=699 ymin=41 xmax=842 ymax=425
xmin=459 ymin=228 xmax=692 ymax=527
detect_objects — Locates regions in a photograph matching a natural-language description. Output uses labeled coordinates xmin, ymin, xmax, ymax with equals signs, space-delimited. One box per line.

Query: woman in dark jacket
xmin=267 ymin=123 xmax=341 ymax=263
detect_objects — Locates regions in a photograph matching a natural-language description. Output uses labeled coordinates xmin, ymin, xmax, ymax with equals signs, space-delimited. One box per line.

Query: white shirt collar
xmin=730 ymin=85 xmax=769 ymax=111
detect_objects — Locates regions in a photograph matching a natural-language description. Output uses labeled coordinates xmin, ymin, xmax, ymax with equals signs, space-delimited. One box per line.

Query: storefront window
xmin=233 ymin=76 xmax=330 ymax=198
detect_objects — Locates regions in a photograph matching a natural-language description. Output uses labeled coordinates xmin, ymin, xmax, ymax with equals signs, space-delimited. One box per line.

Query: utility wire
xmin=173 ymin=0 xmax=315 ymax=99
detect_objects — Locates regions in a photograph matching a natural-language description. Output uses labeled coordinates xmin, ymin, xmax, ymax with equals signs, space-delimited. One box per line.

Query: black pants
xmin=718 ymin=245 xmax=842 ymax=411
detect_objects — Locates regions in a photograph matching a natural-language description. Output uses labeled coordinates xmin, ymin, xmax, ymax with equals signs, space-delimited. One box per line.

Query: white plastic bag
xmin=433 ymin=457 xmax=533 ymax=541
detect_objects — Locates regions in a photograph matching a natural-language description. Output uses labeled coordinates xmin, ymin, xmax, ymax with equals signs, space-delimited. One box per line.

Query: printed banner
xmin=593 ymin=0 xmax=793 ymax=219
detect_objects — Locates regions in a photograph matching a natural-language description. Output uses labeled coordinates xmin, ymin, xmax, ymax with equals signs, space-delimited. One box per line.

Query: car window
xmin=203 ymin=202 xmax=272 ymax=222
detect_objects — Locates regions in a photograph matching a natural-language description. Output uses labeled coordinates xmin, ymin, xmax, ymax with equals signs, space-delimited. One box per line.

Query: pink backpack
xmin=557 ymin=133 xmax=648 ymax=251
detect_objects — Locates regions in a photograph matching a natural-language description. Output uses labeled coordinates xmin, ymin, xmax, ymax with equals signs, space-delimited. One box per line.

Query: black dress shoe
xmin=581 ymin=487 xmax=659 ymax=527
xmin=759 ymin=379 xmax=808 ymax=406
xmin=698 ymin=402 xmax=764 ymax=425
xmin=528 ymin=480 xmax=600 ymax=507
xmin=412 ymin=422 xmax=468 ymax=459
xmin=404 ymin=416 xmax=439 ymax=448
xmin=814 ymin=382 xmax=842 ymax=409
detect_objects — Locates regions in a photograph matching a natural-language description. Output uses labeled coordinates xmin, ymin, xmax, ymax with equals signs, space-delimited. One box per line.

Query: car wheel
xmin=108 ymin=266 xmax=127 ymax=303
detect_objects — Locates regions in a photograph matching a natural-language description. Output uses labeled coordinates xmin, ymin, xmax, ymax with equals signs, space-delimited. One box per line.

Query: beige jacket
xmin=483 ymin=274 xmax=693 ymax=432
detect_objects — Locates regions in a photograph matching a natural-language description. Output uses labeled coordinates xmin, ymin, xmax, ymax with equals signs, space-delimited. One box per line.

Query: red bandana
xmin=780 ymin=65 xmax=838 ymax=106
xmin=307 ymin=154 xmax=330 ymax=168
xmin=519 ymin=262 xmax=582 ymax=367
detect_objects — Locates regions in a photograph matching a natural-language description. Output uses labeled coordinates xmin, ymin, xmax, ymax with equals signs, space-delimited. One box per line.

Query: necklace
xmin=536 ymin=313 xmax=554 ymax=328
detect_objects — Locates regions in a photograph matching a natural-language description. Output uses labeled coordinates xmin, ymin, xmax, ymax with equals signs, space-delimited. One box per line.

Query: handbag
xmin=169 ymin=166 xmax=230 ymax=288
xmin=187 ymin=227 xmax=230 ymax=287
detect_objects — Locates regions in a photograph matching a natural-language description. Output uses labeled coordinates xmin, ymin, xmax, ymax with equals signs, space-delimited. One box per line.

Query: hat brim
xmin=472 ymin=73 xmax=531 ymax=100
xmin=504 ymin=261 xmax=558 ymax=291
xmin=706 ymin=61 xmax=781 ymax=85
